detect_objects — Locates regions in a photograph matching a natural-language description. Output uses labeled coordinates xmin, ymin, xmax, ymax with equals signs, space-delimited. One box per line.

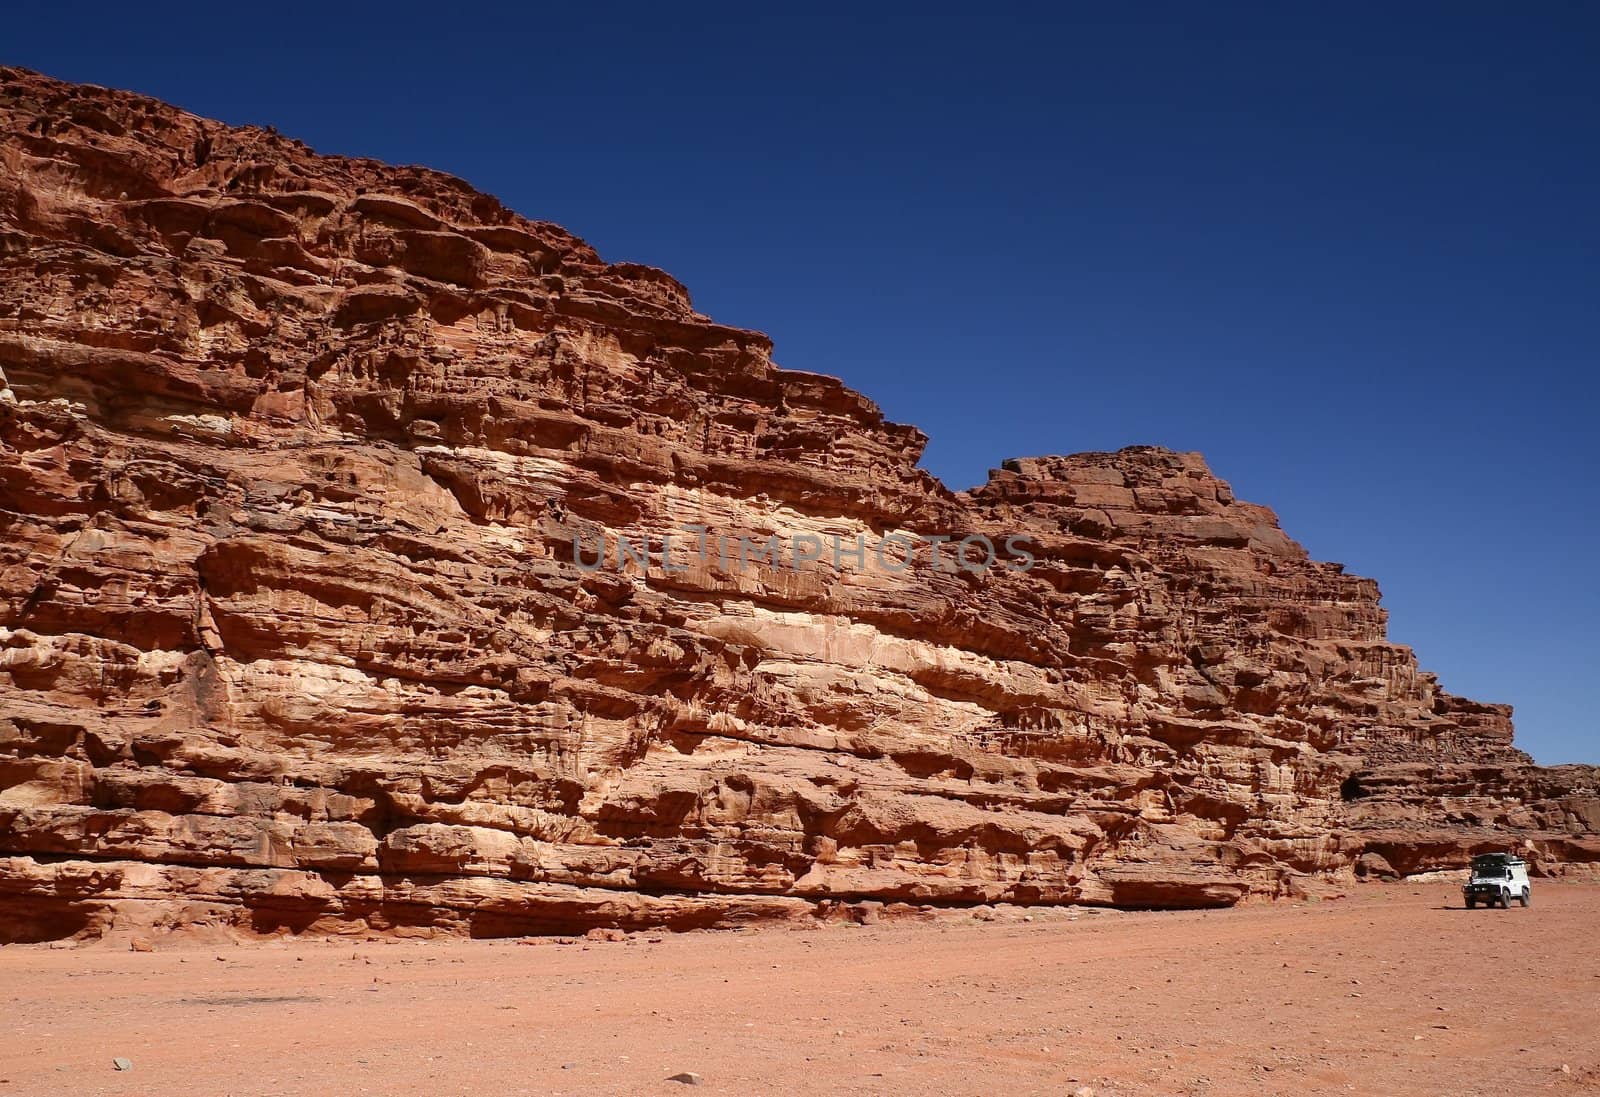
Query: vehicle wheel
xmin=1521 ymin=888 xmax=1531 ymax=907
xmin=1465 ymin=897 xmax=1475 ymax=909
xmin=1501 ymin=891 xmax=1512 ymax=909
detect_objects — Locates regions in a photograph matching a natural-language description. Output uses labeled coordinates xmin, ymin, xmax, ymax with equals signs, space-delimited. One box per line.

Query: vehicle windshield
xmin=1471 ymin=857 xmax=1510 ymax=877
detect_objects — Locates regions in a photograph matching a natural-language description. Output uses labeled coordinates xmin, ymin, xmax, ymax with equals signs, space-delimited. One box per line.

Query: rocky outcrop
xmin=0 ymin=68 xmax=1594 ymax=942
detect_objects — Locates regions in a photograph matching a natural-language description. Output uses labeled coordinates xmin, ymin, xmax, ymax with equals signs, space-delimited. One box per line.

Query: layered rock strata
xmin=1 ymin=68 xmax=1594 ymax=941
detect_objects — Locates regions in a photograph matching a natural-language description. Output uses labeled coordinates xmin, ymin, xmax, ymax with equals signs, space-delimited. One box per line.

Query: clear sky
xmin=7 ymin=2 xmax=1596 ymax=763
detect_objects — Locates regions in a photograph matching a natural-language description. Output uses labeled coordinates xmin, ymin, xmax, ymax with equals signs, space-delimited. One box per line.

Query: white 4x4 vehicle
xmin=1463 ymin=853 xmax=1531 ymax=909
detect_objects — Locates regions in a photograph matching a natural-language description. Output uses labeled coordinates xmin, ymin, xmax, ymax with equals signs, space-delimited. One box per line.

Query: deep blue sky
xmin=7 ymin=3 xmax=1597 ymax=762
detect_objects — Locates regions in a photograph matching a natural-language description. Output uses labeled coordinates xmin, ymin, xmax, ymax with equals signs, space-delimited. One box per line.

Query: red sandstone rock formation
xmin=0 ymin=68 xmax=1594 ymax=941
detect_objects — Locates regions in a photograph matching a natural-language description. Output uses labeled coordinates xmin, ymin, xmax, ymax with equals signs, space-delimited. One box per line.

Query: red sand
xmin=2 ymin=881 xmax=1597 ymax=1096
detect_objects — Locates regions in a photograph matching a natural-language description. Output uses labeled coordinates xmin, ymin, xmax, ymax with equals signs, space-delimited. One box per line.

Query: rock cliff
xmin=1 ymin=68 xmax=1595 ymax=941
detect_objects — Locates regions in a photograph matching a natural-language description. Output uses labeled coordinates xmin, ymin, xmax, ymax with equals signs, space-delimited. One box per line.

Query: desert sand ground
xmin=1 ymin=880 xmax=1596 ymax=1096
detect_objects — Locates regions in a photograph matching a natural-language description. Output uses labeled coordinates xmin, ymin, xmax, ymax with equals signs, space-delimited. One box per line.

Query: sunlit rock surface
xmin=1 ymin=67 xmax=1595 ymax=941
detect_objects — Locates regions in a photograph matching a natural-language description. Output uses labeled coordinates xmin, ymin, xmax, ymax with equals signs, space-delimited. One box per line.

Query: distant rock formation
xmin=0 ymin=67 xmax=1594 ymax=941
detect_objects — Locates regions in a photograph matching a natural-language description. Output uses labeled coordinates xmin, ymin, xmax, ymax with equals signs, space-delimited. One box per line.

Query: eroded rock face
xmin=0 ymin=68 xmax=1594 ymax=941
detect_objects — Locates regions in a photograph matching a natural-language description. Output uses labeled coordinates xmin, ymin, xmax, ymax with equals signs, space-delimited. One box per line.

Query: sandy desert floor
xmin=1 ymin=880 xmax=1597 ymax=1096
